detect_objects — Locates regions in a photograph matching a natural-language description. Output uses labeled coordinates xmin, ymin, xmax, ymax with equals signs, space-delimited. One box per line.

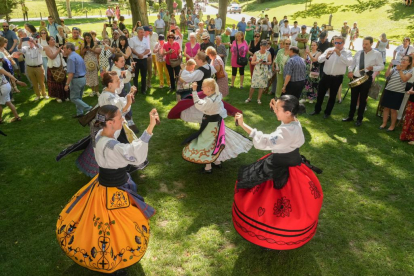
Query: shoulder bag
xmin=50 ymin=53 xmax=66 ymax=83
xmin=236 ymin=41 xmax=248 ymax=67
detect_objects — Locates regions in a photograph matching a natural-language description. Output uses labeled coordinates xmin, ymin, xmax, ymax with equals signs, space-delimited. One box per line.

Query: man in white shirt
xmin=343 ymin=36 xmax=384 ymax=126
xmin=148 ymin=25 xmax=159 ymax=79
xmin=143 ymin=26 xmax=153 ymax=89
xmin=290 ymin=21 xmax=300 ymax=47
xmin=279 ymin=16 xmax=287 ymax=27
xmin=215 ymin=14 xmax=222 ymax=36
xmin=17 ymin=37 xmax=47 ymax=100
xmin=280 ymin=20 xmax=290 ymax=40
xmin=154 ymin=14 xmax=165 ymax=35
xmin=130 ymin=27 xmax=150 ymax=95
xmin=310 ymin=36 xmax=353 ymax=118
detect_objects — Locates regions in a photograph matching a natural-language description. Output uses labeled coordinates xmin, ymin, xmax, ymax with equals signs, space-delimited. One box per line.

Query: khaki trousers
xmin=26 ymin=66 xmax=46 ymax=97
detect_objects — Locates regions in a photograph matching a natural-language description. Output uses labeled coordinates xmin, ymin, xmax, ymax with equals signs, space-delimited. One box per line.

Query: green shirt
xmin=297 ymin=33 xmax=309 ymax=49
xmin=221 ymin=33 xmax=230 ymax=49
xmin=163 ymin=15 xmax=170 ymax=23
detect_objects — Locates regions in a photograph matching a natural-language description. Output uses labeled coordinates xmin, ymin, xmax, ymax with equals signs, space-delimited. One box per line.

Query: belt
xmin=325 ymin=74 xmax=343 ymax=77
xmin=73 ymin=75 xmax=85 ymax=79
xmin=27 ymin=64 xmax=42 ymax=67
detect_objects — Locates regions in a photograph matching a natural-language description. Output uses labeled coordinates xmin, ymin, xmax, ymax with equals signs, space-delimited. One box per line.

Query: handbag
xmin=368 ymin=80 xmax=382 ymax=100
xmin=50 ymin=54 xmax=66 ymax=83
xmin=170 ymin=56 xmax=182 ymax=68
xmin=236 ymin=41 xmax=248 ymax=66
xmin=215 ymin=59 xmax=225 ymax=79
xmin=86 ymin=60 xmax=97 ymax=71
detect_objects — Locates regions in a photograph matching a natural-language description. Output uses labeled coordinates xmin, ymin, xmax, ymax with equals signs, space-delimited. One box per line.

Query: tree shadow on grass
xmin=243 ymin=0 xmax=308 ymax=13
xmin=386 ymin=2 xmax=414 ymax=40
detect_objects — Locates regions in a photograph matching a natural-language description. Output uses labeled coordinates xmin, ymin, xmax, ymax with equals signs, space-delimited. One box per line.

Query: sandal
xmin=10 ymin=117 xmax=21 ymax=123
xmin=245 ymin=98 xmax=251 ymax=103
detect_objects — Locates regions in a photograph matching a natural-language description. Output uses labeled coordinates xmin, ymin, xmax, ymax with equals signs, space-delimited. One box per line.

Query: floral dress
xmin=304 ymin=52 xmax=320 ymax=100
xmin=251 ymin=51 xmax=270 ymax=89
xmin=84 ymin=48 xmax=99 ymax=87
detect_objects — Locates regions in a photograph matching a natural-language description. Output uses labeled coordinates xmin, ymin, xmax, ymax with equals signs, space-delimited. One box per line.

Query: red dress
xmin=232 ymin=153 xmax=323 ymax=250
xmin=400 ymin=100 xmax=414 ymax=141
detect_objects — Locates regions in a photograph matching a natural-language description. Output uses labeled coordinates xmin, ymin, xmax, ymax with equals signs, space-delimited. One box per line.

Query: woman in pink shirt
xmin=162 ymin=33 xmax=182 ymax=92
xmin=184 ymin=33 xmax=200 ymax=61
xmin=230 ymin=31 xmax=249 ymax=88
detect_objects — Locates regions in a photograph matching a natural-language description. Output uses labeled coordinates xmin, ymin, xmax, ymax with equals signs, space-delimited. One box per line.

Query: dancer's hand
xmin=235 ymin=112 xmax=244 ymax=126
xmin=192 ymin=82 xmax=197 ymax=91
xmin=149 ymin=108 xmax=160 ymax=127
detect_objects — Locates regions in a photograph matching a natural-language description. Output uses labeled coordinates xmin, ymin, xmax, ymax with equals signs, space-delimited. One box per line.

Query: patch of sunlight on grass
xmin=350 ymin=128 xmax=357 ymax=134
xmin=27 ymin=100 xmax=49 ymax=117
xmin=333 ymin=134 xmax=348 ymax=143
xmin=51 ymin=115 xmax=64 ymax=121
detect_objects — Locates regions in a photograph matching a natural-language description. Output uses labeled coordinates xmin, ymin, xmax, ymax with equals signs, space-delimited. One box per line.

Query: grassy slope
xmin=1 ymin=15 xmax=414 ymax=276
xmin=241 ymin=0 xmax=414 ymax=42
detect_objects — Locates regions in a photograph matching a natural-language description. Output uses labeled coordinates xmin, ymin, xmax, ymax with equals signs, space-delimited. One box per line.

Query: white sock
xmin=205 ymin=163 xmax=212 ymax=170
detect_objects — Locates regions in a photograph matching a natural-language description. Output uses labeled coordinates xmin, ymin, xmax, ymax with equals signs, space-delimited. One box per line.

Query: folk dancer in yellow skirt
xmin=56 ymin=105 xmax=159 ymax=274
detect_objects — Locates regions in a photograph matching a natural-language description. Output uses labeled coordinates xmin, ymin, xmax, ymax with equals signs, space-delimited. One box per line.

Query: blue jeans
xmin=70 ymin=77 xmax=91 ymax=115
xmin=42 ymin=57 xmax=48 ymax=81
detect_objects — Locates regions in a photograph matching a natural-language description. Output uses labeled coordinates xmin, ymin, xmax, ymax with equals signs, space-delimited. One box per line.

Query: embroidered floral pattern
xmin=110 ymin=191 xmax=129 ymax=208
xmin=273 ymin=196 xmax=292 ymax=217
xmin=308 ymin=181 xmax=321 ymax=199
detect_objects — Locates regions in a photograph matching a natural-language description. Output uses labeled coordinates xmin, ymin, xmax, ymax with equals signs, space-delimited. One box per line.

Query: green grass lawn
xmin=241 ymin=0 xmax=414 ymax=43
xmin=0 ymin=27 xmax=414 ymax=276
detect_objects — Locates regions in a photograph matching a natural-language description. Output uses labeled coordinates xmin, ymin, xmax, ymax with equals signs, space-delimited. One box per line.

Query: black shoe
xmin=355 ymin=120 xmax=362 ymax=127
xmin=72 ymin=114 xmax=84 ymax=118
xmin=309 ymin=111 xmax=320 ymax=115
xmin=323 ymin=114 xmax=330 ymax=119
xmin=387 ymin=128 xmax=395 ymax=132
xmin=379 ymin=126 xmax=386 ymax=130
xmin=212 ymin=163 xmax=222 ymax=169
xmin=342 ymin=117 xmax=354 ymax=122
xmin=201 ymin=168 xmax=212 ymax=174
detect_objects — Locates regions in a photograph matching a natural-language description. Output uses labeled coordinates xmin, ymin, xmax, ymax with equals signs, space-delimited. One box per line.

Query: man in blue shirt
xmin=47 ymin=16 xmax=59 ymax=38
xmin=1 ymin=22 xmax=18 ymax=53
xmin=236 ymin=17 xmax=247 ymax=34
xmin=63 ymin=43 xmax=92 ymax=118
xmin=282 ymin=46 xmax=306 ymax=100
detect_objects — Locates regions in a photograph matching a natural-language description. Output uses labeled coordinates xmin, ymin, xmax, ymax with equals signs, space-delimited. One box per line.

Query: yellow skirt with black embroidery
xmin=56 ymin=174 xmax=155 ymax=274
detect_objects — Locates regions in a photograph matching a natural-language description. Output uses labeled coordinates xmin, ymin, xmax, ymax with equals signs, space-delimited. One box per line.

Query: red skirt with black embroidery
xmin=232 ymin=157 xmax=323 ymax=250
xmin=400 ymin=101 xmax=414 ymax=141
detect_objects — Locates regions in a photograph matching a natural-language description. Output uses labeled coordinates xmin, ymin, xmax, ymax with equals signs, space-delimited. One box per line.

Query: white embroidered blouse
xmin=249 ymin=121 xmax=305 ymax=154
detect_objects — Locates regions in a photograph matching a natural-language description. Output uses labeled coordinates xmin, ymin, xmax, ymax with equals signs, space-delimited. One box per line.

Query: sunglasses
xmin=401 ymin=59 xmax=410 ymax=62
xmin=255 ymin=36 xmax=260 ymax=38
xmin=285 ymin=43 xmax=291 ymax=45
xmin=334 ymin=42 xmax=343 ymax=45
xmin=168 ymin=36 xmax=175 ymax=39
xmin=72 ymin=27 xmax=80 ymax=31
xmin=3 ymin=26 xmax=9 ymax=28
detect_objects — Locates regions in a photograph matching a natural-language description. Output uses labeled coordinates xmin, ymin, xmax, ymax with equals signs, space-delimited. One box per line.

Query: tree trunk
xmin=45 ymin=0 xmax=61 ymax=22
xmin=129 ymin=0 xmax=149 ymax=26
xmin=166 ymin=0 xmax=173 ymax=14
xmin=219 ymin=0 xmax=227 ymax=31
xmin=66 ymin=0 xmax=72 ymax=18
xmin=185 ymin=0 xmax=193 ymax=10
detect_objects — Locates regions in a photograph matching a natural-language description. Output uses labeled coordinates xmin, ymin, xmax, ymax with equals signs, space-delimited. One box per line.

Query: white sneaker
xmin=34 ymin=96 xmax=40 ymax=101
xmin=56 ymin=99 xmax=62 ymax=103
xmin=65 ymin=98 xmax=70 ymax=102
xmin=309 ymin=100 xmax=314 ymax=104
xmin=44 ymin=96 xmax=50 ymax=99
xmin=90 ymin=92 xmax=95 ymax=97
xmin=299 ymin=99 xmax=306 ymax=104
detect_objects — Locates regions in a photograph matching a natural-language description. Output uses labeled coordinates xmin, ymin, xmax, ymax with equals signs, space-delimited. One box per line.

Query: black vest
xmin=98 ymin=166 xmax=129 ymax=187
xmin=196 ymin=65 xmax=212 ymax=92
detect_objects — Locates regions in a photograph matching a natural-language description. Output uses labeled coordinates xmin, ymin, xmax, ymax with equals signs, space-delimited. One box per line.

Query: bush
xmin=93 ymin=0 xmax=108 ymax=4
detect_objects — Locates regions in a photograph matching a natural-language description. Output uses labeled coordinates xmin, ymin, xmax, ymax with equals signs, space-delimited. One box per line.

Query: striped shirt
xmin=283 ymin=54 xmax=306 ymax=82
xmin=385 ymin=68 xmax=413 ymax=93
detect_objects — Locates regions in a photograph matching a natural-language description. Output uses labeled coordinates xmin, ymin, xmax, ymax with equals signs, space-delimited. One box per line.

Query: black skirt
xmin=381 ymin=89 xmax=405 ymax=110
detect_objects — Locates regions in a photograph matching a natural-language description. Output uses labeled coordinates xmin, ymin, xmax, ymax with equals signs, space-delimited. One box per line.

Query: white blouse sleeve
xmin=180 ymin=69 xmax=204 ymax=82
xmin=249 ymin=127 xmax=292 ymax=151
xmin=101 ymin=131 xmax=152 ymax=168
xmin=98 ymin=93 xmax=130 ymax=114
xmin=192 ymin=91 xmax=214 ymax=113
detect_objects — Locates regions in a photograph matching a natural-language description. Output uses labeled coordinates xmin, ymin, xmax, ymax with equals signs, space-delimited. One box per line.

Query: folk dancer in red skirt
xmin=232 ymin=95 xmax=323 ymax=250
